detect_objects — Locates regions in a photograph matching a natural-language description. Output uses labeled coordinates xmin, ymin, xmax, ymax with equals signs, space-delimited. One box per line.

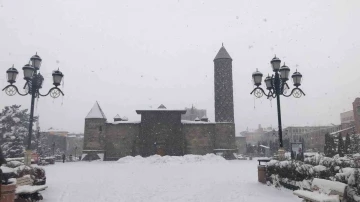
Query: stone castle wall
xmin=182 ymin=123 xmax=215 ymax=155
xmin=104 ymin=122 xmax=140 ymax=160
xmin=84 ymin=120 xmax=236 ymax=160
xmin=139 ymin=112 xmax=184 ymax=157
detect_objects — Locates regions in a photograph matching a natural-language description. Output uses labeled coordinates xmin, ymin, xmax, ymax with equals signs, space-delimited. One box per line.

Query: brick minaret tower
xmin=214 ymin=44 xmax=234 ymax=123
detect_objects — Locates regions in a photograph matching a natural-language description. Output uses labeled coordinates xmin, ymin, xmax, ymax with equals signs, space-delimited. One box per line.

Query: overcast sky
xmin=0 ymin=0 xmax=360 ymax=133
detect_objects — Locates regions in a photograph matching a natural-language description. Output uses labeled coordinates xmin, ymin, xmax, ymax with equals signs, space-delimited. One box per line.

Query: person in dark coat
xmin=62 ymin=154 xmax=66 ymax=163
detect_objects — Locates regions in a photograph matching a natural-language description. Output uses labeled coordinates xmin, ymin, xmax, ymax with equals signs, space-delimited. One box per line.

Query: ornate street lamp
xmin=250 ymin=55 xmax=305 ymax=159
xmin=52 ymin=142 xmax=56 ymax=156
xmin=0 ymin=147 xmax=5 ymax=187
xmin=75 ymin=146 xmax=78 ymax=160
xmin=2 ymin=53 xmax=64 ymax=166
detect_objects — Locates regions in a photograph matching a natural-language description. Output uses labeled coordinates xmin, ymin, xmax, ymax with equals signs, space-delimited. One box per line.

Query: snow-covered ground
xmin=42 ymin=155 xmax=301 ymax=202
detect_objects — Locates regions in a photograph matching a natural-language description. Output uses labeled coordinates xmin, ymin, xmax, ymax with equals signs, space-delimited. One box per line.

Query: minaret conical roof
xmin=86 ymin=101 xmax=107 ymax=119
xmin=214 ymin=44 xmax=232 ymax=60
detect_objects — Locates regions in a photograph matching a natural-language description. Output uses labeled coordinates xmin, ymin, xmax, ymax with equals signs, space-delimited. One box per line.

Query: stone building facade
xmin=259 ymin=125 xmax=354 ymax=152
xmin=353 ymin=98 xmax=360 ymax=134
xmin=340 ymin=110 xmax=355 ymax=130
xmin=39 ymin=131 xmax=83 ymax=157
xmin=235 ymin=136 xmax=246 ymax=154
xmin=82 ymin=45 xmax=237 ymax=160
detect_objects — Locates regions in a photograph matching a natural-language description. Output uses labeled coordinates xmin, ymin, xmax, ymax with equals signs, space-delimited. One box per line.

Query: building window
xmin=99 ymin=126 xmax=102 ymax=132
xmin=357 ymin=106 xmax=360 ymax=115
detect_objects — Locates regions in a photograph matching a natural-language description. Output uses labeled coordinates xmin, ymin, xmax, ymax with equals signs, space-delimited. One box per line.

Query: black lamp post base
xmin=24 ymin=150 xmax=32 ymax=166
xmin=278 ymin=148 xmax=286 ymax=160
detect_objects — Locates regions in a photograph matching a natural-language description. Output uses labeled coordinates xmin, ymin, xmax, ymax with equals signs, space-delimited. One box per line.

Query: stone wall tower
xmin=83 ymin=101 xmax=107 ymax=160
xmin=214 ymin=45 xmax=234 ymax=123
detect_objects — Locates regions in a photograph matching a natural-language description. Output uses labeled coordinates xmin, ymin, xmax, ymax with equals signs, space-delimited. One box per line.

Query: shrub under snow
xmin=268 ymin=153 xmax=360 ymax=201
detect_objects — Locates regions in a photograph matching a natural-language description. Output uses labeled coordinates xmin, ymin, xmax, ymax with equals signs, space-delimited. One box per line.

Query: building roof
xmin=136 ymin=109 xmax=187 ymax=114
xmin=45 ymin=127 xmax=69 ymax=133
xmin=214 ymin=45 xmax=232 ymax=60
xmin=114 ymin=114 xmax=121 ymax=119
xmin=86 ymin=102 xmax=107 ymax=119
xmin=182 ymin=120 xmax=215 ymax=124
xmin=158 ymin=104 xmax=167 ymax=109
xmin=136 ymin=104 xmax=186 ymax=114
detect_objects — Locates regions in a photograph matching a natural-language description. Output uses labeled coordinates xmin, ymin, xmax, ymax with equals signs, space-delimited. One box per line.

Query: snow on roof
xmin=181 ymin=120 xmax=215 ymax=124
xmin=136 ymin=108 xmax=187 ymax=114
xmin=86 ymin=102 xmax=106 ymax=119
xmin=110 ymin=121 xmax=140 ymax=124
xmin=201 ymin=115 xmax=207 ymax=119
xmin=329 ymin=126 xmax=355 ymax=135
xmin=260 ymin=145 xmax=270 ymax=149
xmin=45 ymin=127 xmax=68 ymax=133
xmin=194 ymin=117 xmax=200 ymax=121
xmin=122 ymin=116 xmax=128 ymax=121
xmin=214 ymin=45 xmax=232 ymax=60
xmin=114 ymin=114 xmax=121 ymax=119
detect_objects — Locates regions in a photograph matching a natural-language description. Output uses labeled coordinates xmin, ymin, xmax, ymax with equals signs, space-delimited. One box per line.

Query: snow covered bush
xmin=268 ymin=154 xmax=360 ymax=201
xmin=0 ymin=105 xmax=38 ymax=158
xmin=304 ymin=153 xmax=322 ymax=165
xmin=335 ymin=167 xmax=355 ymax=184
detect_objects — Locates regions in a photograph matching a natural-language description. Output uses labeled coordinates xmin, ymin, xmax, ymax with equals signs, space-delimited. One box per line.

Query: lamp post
xmin=74 ymin=146 xmax=77 ymax=159
xmin=0 ymin=147 xmax=5 ymax=187
xmin=52 ymin=142 xmax=56 ymax=156
xmin=250 ymin=56 xmax=305 ymax=159
xmin=3 ymin=53 xmax=64 ymax=166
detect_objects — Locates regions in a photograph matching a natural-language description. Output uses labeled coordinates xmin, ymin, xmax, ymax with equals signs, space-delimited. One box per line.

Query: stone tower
xmin=214 ymin=45 xmax=234 ymax=123
xmin=83 ymin=101 xmax=107 ymax=160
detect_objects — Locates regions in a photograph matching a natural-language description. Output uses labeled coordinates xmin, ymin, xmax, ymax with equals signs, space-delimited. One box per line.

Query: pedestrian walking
xmin=62 ymin=153 xmax=66 ymax=163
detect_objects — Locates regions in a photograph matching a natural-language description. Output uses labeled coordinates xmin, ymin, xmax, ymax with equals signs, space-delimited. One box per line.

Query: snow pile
xmin=118 ymin=154 xmax=227 ymax=164
xmin=6 ymin=160 xmax=24 ymax=168
xmin=312 ymin=178 xmax=347 ymax=195
xmin=16 ymin=185 xmax=48 ymax=194
xmin=42 ymin=158 xmax=300 ymax=202
xmin=267 ymin=160 xmax=278 ymax=166
xmin=1 ymin=166 xmax=14 ymax=174
xmin=335 ymin=167 xmax=354 ymax=184
xmin=293 ymin=190 xmax=339 ymax=202
xmin=313 ymin=165 xmax=327 ymax=173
